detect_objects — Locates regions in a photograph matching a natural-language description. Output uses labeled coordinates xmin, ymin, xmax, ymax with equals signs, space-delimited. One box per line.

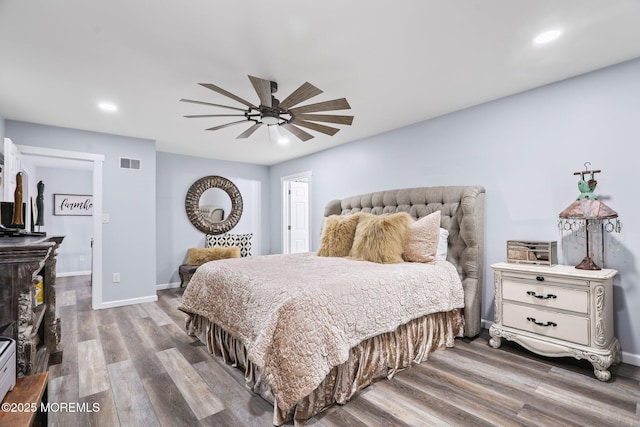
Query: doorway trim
xmin=18 ymin=144 xmax=105 ymax=310
xmin=281 ymin=171 xmax=312 ymax=254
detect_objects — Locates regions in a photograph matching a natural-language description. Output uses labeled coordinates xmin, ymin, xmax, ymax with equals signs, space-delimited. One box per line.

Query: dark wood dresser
xmin=0 ymin=236 xmax=64 ymax=376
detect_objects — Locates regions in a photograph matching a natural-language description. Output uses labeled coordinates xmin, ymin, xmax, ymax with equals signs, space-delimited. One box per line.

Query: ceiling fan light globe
xmin=261 ymin=115 xmax=279 ymax=125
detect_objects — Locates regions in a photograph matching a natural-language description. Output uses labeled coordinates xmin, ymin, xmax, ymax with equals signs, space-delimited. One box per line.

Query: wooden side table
xmin=0 ymin=371 xmax=48 ymax=427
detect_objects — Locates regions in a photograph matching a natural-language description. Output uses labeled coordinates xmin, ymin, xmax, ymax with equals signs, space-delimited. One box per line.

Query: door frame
xmin=281 ymin=171 xmax=312 ymax=254
xmin=18 ymin=144 xmax=105 ymax=310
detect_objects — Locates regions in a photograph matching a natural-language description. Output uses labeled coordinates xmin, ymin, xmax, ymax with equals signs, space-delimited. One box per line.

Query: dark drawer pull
xmin=536 ymin=276 xmax=545 ymax=281
xmin=526 ymin=317 xmax=557 ymax=327
xmin=526 ymin=291 xmax=557 ymax=300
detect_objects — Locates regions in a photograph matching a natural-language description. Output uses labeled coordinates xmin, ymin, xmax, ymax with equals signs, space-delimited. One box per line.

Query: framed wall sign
xmin=53 ymin=194 xmax=93 ymax=216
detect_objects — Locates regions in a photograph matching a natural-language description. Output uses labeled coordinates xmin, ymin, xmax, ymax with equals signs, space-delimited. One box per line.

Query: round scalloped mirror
xmin=185 ymin=176 xmax=243 ymax=234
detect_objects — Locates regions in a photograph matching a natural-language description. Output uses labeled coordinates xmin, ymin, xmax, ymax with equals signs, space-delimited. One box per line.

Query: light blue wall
xmin=269 ymin=57 xmax=640 ymax=357
xmin=5 ymin=121 xmax=157 ymax=303
xmin=155 ymin=151 xmax=269 ymax=286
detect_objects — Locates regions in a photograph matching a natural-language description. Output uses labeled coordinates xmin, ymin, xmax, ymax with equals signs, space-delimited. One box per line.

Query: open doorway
xmin=17 ymin=143 xmax=105 ymax=309
xmin=281 ymin=171 xmax=311 ymax=254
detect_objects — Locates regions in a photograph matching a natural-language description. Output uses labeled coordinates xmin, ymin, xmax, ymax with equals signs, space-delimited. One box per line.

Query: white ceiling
xmin=1 ymin=1 xmax=640 ymax=166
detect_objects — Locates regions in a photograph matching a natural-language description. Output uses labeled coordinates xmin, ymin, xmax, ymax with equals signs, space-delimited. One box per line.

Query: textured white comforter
xmin=178 ymin=252 xmax=464 ymax=411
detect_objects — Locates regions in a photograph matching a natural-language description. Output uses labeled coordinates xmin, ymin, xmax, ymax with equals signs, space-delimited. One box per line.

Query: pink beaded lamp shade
xmin=559 ymin=198 xmax=618 ymax=221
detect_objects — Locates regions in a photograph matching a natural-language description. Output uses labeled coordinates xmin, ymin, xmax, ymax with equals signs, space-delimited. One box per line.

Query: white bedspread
xmin=178 ymin=252 xmax=464 ymax=411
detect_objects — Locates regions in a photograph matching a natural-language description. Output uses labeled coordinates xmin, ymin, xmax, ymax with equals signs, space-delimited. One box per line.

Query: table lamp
xmin=558 ymin=164 xmax=621 ymax=270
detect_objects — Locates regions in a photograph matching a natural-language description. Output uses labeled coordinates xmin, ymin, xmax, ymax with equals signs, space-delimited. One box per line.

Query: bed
xmin=178 ymin=185 xmax=485 ymax=425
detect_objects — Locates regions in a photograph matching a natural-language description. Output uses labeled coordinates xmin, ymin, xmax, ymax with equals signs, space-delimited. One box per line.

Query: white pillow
xmin=436 ymin=228 xmax=449 ymax=261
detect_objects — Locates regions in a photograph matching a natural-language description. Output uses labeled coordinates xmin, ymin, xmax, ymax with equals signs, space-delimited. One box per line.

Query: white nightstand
xmin=489 ymin=262 xmax=621 ymax=381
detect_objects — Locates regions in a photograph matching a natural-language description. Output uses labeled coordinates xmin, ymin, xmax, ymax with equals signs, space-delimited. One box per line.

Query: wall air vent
xmin=119 ymin=157 xmax=141 ymax=170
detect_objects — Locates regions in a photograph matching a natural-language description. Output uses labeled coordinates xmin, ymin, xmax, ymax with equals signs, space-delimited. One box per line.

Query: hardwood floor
xmin=48 ymin=275 xmax=640 ymax=426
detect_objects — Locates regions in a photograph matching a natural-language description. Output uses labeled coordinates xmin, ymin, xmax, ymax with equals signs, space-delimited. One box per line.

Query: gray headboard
xmin=324 ymin=185 xmax=486 ymax=337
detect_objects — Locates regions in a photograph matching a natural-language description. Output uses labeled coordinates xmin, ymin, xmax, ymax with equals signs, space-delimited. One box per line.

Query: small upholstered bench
xmin=178 ymin=246 xmax=241 ymax=288
xmin=179 ymin=233 xmax=253 ymax=288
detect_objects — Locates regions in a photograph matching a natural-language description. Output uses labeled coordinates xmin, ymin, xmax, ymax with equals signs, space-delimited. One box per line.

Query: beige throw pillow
xmin=404 ymin=210 xmax=441 ymax=263
xmin=349 ymin=212 xmax=412 ymax=264
xmin=185 ymin=246 xmax=240 ymax=266
xmin=317 ymin=213 xmax=364 ymax=257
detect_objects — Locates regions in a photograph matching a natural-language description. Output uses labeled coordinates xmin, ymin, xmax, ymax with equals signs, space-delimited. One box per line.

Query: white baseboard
xmin=156 ymin=282 xmax=181 ymax=290
xmin=480 ymin=318 xmax=639 ymax=367
xmin=621 ymin=351 xmax=640 ymax=367
xmin=97 ymin=294 xmax=158 ymax=309
xmin=57 ymin=270 xmax=92 ymax=277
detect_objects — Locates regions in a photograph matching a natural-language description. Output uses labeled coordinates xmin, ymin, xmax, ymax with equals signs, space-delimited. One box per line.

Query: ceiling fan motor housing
xmin=260 ymin=106 xmax=280 ymax=125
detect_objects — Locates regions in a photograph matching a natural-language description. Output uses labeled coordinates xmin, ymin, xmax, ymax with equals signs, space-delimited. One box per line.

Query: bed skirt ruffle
xmin=187 ymin=309 xmax=464 ymax=425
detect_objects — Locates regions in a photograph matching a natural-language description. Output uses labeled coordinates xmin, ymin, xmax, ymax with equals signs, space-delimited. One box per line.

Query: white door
xmin=289 ymin=180 xmax=309 ymax=253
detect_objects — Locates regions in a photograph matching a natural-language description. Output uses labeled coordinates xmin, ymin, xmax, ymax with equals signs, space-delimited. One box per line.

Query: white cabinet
xmin=489 ymin=262 xmax=621 ymax=381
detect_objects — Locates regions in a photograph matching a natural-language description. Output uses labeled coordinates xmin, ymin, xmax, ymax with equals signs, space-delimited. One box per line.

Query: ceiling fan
xmin=181 ymin=75 xmax=353 ymax=142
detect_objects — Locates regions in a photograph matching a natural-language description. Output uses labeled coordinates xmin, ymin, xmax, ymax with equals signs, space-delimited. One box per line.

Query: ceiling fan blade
xmin=294 ymin=113 xmax=353 ymax=125
xmin=180 ymin=98 xmax=247 ymax=112
xmin=237 ymin=122 xmax=263 ymax=139
xmin=248 ymin=75 xmax=273 ymax=107
xmin=184 ymin=114 xmax=249 ymax=118
xmin=290 ymin=119 xmax=340 ymax=136
xmin=199 ymin=83 xmax=257 ymax=109
xmin=289 ymin=98 xmax=351 ymax=114
xmin=278 ymin=82 xmax=323 ymax=110
xmin=280 ymin=123 xmax=314 ymax=142
xmin=206 ymin=120 xmax=249 ymax=131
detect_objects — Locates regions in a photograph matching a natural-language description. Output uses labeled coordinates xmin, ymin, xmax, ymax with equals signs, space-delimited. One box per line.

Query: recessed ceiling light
xmin=98 ymin=101 xmax=118 ymax=112
xmin=534 ymin=29 xmax=562 ymax=45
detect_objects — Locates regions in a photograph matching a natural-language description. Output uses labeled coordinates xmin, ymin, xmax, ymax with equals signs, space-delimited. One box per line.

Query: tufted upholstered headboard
xmin=323 ymin=185 xmax=486 ymax=337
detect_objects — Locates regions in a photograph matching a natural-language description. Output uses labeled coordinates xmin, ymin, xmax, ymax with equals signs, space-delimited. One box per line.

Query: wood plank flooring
xmin=48 ymin=275 xmax=640 ymax=426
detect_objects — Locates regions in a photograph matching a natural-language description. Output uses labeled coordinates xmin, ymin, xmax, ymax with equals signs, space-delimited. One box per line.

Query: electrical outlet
xmin=112 ymin=273 xmax=120 ymax=283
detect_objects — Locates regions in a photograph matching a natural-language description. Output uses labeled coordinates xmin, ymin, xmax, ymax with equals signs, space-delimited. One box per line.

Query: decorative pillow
xmin=206 ymin=233 xmax=253 ymax=257
xmin=185 ymin=246 xmax=240 ymax=266
xmin=404 ymin=211 xmax=441 ymax=263
xmin=317 ymin=213 xmax=364 ymax=257
xmin=349 ymin=212 xmax=412 ymax=264
xmin=436 ymin=227 xmax=449 ymax=261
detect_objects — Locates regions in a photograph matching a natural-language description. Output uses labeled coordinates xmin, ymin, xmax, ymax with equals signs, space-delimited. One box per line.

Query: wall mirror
xmin=185 ymin=176 xmax=243 ymax=234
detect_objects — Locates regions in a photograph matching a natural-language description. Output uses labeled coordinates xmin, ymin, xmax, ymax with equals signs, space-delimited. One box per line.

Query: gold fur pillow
xmin=403 ymin=210 xmax=441 ymax=263
xmin=349 ymin=212 xmax=412 ymax=264
xmin=317 ymin=213 xmax=364 ymax=257
xmin=185 ymin=246 xmax=240 ymax=266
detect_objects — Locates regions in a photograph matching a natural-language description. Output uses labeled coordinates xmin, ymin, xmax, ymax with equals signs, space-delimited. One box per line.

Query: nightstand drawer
xmin=502 ymin=280 xmax=589 ymax=314
xmin=502 ymin=303 xmax=589 ymax=346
